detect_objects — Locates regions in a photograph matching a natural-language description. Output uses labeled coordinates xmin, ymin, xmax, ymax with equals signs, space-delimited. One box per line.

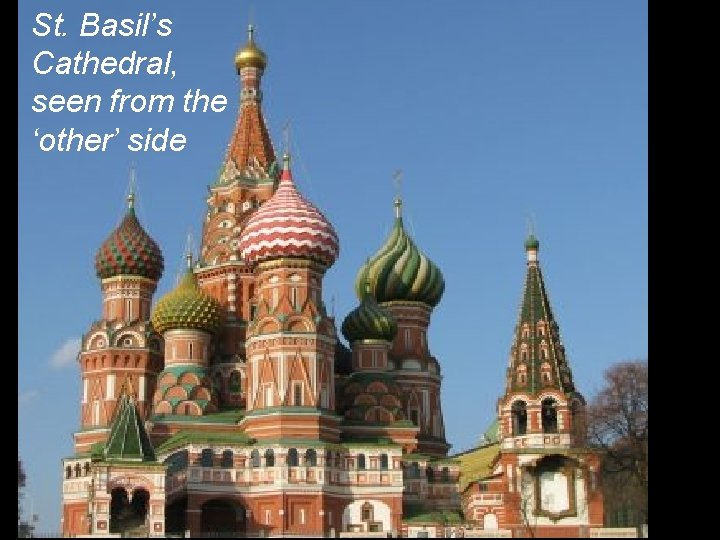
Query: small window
xmin=229 ymin=371 xmax=241 ymax=393
xmin=188 ymin=342 xmax=194 ymax=360
xmin=357 ymin=454 xmax=366 ymax=470
xmin=265 ymin=449 xmax=275 ymax=467
xmin=291 ymin=287 xmax=298 ymax=309
xmin=293 ymin=383 xmax=303 ymax=406
xmin=426 ymin=466 xmax=434 ymax=482
xmin=221 ymin=450 xmax=233 ymax=468
xmin=84 ymin=462 xmax=91 ymax=476
xmin=65 ymin=466 xmax=72 ymax=479
xmin=361 ymin=502 xmax=374 ymax=522
xmin=287 ymin=448 xmax=299 ymax=467
xmin=380 ymin=454 xmax=389 ymax=470
xmin=305 ymin=449 xmax=317 ymax=466
xmin=441 ymin=467 xmax=450 ymax=482
xmin=200 ymin=449 xmax=213 ymax=467
xmin=512 ymin=401 xmax=528 ymax=436
xmin=542 ymin=398 xmax=558 ymax=433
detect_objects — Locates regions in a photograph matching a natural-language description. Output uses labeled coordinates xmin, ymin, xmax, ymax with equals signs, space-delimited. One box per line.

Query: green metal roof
xmin=103 ymin=394 xmax=156 ymax=462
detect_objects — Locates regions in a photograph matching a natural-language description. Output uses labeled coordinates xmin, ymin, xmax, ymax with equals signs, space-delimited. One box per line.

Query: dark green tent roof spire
xmin=506 ymin=234 xmax=577 ymax=396
xmin=104 ymin=392 xmax=156 ymax=462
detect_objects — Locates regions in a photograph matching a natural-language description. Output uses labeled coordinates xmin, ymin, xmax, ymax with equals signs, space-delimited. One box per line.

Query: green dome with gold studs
xmin=151 ymin=265 xmax=223 ymax=335
xmin=342 ymin=285 xmax=398 ymax=343
xmin=355 ymin=198 xmax=445 ymax=307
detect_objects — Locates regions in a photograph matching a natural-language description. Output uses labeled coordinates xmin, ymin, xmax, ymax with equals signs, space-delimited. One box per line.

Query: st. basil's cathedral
xmin=60 ymin=27 xmax=604 ymax=538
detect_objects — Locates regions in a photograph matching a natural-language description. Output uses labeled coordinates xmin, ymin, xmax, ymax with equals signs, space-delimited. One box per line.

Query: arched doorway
xmin=110 ymin=486 xmax=149 ymax=533
xmin=200 ymin=499 xmax=245 ymax=535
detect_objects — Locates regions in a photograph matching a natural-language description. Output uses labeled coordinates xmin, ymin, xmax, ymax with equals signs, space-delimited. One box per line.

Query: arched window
xmin=65 ymin=465 xmax=72 ymax=479
xmin=250 ymin=449 xmax=260 ymax=468
xmin=287 ymin=448 xmax=299 ymax=467
xmin=542 ymin=398 xmax=558 ymax=433
xmin=512 ymin=401 xmax=528 ymax=436
xmin=357 ymin=453 xmax=366 ymax=470
xmin=380 ymin=454 xmax=389 ymax=470
xmin=426 ymin=466 xmax=434 ymax=482
xmin=305 ymin=448 xmax=317 ymax=466
xmin=265 ymin=449 xmax=275 ymax=467
xmin=200 ymin=449 xmax=213 ymax=467
xmin=221 ymin=450 xmax=233 ymax=468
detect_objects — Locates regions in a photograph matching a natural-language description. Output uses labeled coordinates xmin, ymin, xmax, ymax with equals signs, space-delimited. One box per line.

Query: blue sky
xmin=18 ymin=0 xmax=647 ymax=532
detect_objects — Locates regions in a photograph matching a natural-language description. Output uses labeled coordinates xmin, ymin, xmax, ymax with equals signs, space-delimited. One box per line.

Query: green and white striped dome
xmin=355 ymin=199 xmax=444 ymax=307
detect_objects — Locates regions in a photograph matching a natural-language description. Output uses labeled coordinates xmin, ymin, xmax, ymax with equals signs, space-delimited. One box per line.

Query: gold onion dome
xmin=235 ymin=24 xmax=267 ymax=71
xmin=355 ymin=198 xmax=444 ymax=307
xmin=151 ymin=263 xmax=223 ymax=335
xmin=342 ymin=284 xmax=398 ymax=343
xmin=95 ymin=194 xmax=164 ymax=281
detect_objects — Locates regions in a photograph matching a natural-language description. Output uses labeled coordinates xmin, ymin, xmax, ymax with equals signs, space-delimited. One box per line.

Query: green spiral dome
xmin=341 ymin=287 xmax=398 ymax=343
xmin=151 ymin=268 xmax=223 ymax=335
xmin=354 ymin=200 xmax=444 ymax=307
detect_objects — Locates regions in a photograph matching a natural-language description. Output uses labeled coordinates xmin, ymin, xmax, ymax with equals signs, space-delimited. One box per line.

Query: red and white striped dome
xmin=238 ymin=154 xmax=339 ymax=268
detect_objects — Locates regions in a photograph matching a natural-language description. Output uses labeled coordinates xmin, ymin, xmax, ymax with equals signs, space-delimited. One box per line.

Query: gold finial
xmin=392 ymin=169 xmax=403 ymax=218
xmin=127 ymin=164 xmax=137 ymax=210
xmin=235 ymin=23 xmax=267 ymax=70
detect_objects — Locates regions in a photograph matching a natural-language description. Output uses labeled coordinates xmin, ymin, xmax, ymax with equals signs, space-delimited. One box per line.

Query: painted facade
xmin=61 ymin=26 xmax=602 ymax=538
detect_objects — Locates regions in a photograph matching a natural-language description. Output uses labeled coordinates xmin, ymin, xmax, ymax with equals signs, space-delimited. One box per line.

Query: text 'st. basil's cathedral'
xmin=60 ymin=27 xmax=603 ymax=538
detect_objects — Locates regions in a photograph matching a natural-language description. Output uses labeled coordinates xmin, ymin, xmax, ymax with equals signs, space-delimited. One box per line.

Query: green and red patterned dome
xmin=341 ymin=283 xmax=398 ymax=343
xmin=151 ymin=263 xmax=223 ymax=335
xmin=95 ymin=197 xmax=164 ymax=281
xmin=355 ymin=198 xmax=444 ymax=307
